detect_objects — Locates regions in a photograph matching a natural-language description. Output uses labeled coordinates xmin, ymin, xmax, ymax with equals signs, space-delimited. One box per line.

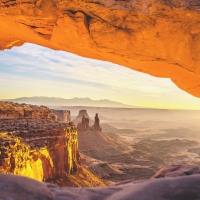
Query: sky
xmin=0 ymin=43 xmax=200 ymax=110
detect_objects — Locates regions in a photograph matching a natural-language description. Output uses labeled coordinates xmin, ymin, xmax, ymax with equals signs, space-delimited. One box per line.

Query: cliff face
xmin=52 ymin=110 xmax=71 ymax=123
xmin=0 ymin=102 xmax=57 ymax=120
xmin=0 ymin=125 xmax=80 ymax=184
xmin=1 ymin=1 xmax=200 ymax=97
xmin=0 ymin=102 xmax=105 ymax=187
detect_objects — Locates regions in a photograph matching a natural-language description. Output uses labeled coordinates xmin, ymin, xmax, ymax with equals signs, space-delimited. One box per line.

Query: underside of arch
xmin=1 ymin=0 xmax=200 ymax=97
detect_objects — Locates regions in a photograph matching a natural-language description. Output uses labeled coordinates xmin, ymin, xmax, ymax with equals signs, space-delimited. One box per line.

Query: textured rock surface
xmin=93 ymin=113 xmax=101 ymax=131
xmin=73 ymin=110 xmax=93 ymax=126
xmin=0 ymin=102 xmax=57 ymax=120
xmin=0 ymin=102 xmax=105 ymax=187
xmin=1 ymin=0 xmax=200 ymax=96
xmin=1 ymin=173 xmax=200 ymax=200
xmin=152 ymin=164 xmax=200 ymax=178
xmin=52 ymin=110 xmax=71 ymax=123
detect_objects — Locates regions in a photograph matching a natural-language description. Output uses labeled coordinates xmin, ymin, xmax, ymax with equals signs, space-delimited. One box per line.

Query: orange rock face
xmin=0 ymin=114 xmax=80 ymax=185
xmin=0 ymin=102 xmax=106 ymax=187
xmin=1 ymin=1 xmax=200 ymax=97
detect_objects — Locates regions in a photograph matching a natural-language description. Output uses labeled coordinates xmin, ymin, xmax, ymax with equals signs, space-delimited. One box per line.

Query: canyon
xmin=1 ymin=1 xmax=200 ymax=97
xmin=1 ymin=103 xmax=200 ymax=199
xmin=72 ymin=108 xmax=200 ymax=184
xmin=1 ymin=0 xmax=200 ymax=198
xmin=0 ymin=102 xmax=105 ymax=187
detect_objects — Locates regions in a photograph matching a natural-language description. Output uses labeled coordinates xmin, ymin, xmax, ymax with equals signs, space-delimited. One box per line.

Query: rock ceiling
xmin=1 ymin=0 xmax=200 ymax=97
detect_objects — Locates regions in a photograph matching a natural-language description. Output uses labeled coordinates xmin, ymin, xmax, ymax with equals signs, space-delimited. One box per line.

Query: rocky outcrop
xmin=0 ymin=102 xmax=57 ymax=120
xmin=0 ymin=102 xmax=105 ymax=187
xmin=0 ymin=123 xmax=80 ymax=184
xmin=52 ymin=110 xmax=71 ymax=123
xmin=92 ymin=113 xmax=101 ymax=132
xmin=151 ymin=164 xmax=200 ymax=178
xmin=77 ymin=115 xmax=90 ymax=131
xmin=1 ymin=172 xmax=200 ymax=200
xmin=1 ymin=1 xmax=200 ymax=96
xmin=76 ymin=110 xmax=102 ymax=131
xmin=73 ymin=110 xmax=93 ymax=126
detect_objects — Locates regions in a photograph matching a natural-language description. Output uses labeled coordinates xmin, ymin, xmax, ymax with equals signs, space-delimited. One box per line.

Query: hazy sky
xmin=0 ymin=43 xmax=200 ymax=109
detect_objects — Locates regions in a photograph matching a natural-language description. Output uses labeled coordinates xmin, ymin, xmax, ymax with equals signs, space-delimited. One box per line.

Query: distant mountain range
xmin=1 ymin=97 xmax=135 ymax=108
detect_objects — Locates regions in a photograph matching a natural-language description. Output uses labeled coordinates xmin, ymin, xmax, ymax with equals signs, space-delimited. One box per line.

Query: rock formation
xmin=92 ymin=113 xmax=102 ymax=132
xmin=1 ymin=1 xmax=200 ymax=97
xmin=77 ymin=115 xmax=90 ymax=131
xmin=151 ymin=164 xmax=200 ymax=178
xmin=76 ymin=111 xmax=102 ymax=131
xmin=77 ymin=111 xmax=126 ymax=162
xmin=73 ymin=110 xmax=93 ymax=126
xmin=52 ymin=110 xmax=71 ymax=123
xmin=0 ymin=102 xmax=105 ymax=187
xmin=2 ymin=171 xmax=200 ymax=200
xmin=0 ymin=102 xmax=57 ymax=120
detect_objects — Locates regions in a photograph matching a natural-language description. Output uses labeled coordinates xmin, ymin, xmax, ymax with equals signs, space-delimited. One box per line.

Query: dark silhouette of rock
xmin=93 ymin=113 xmax=102 ymax=132
xmin=77 ymin=112 xmax=102 ymax=131
xmin=77 ymin=115 xmax=90 ymax=131
xmin=73 ymin=110 xmax=93 ymax=126
xmin=85 ymin=117 xmax=89 ymax=130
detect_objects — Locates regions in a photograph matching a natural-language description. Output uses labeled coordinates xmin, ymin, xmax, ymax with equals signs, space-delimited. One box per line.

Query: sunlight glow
xmin=0 ymin=43 xmax=200 ymax=110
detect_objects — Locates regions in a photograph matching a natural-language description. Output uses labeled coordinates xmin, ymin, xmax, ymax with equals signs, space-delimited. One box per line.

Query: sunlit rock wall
xmin=0 ymin=102 xmax=80 ymax=184
xmin=0 ymin=127 xmax=80 ymax=183
xmin=52 ymin=110 xmax=71 ymax=123
xmin=0 ymin=102 xmax=106 ymax=187
xmin=0 ymin=102 xmax=57 ymax=120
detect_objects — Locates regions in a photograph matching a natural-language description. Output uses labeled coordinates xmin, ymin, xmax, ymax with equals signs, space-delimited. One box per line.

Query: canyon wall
xmin=52 ymin=110 xmax=71 ymax=123
xmin=0 ymin=129 xmax=79 ymax=182
xmin=0 ymin=102 xmax=57 ymax=120
xmin=1 ymin=1 xmax=200 ymax=97
xmin=0 ymin=102 xmax=105 ymax=187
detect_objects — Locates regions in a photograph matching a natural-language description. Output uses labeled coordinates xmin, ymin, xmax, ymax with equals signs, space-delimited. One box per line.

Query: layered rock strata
xmin=1 ymin=1 xmax=200 ymax=96
xmin=0 ymin=102 xmax=57 ymax=120
xmin=0 ymin=102 xmax=105 ymax=187
xmin=73 ymin=110 xmax=93 ymax=126
xmin=52 ymin=110 xmax=71 ymax=123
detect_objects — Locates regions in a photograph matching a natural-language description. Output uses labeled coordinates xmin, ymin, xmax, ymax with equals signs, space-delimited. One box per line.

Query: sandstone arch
xmin=1 ymin=0 xmax=200 ymax=97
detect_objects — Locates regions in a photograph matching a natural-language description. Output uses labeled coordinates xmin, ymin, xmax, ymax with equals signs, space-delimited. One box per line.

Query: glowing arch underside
xmin=1 ymin=0 xmax=200 ymax=97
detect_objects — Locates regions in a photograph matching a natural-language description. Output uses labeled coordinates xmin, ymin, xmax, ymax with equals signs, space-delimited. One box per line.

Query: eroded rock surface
xmin=1 ymin=173 xmax=200 ymax=200
xmin=73 ymin=110 xmax=93 ymax=127
xmin=152 ymin=164 xmax=200 ymax=178
xmin=52 ymin=110 xmax=71 ymax=123
xmin=1 ymin=1 xmax=200 ymax=96
xmin=0 ymin=102 xmax=105 ymax=187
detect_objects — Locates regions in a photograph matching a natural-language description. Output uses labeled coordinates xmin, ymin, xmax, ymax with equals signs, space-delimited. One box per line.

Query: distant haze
xmin=2 ymin=96 xmax=135 ymax=108
xmin=1 ymin=43 xmax=200 ymax=110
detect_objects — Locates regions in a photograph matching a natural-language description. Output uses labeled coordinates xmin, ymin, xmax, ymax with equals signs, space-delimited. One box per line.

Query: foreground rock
xmin=1 ymin=173 xmax=200 ymax=200
xmin=152 ymin=164 xmax=200 ymax=178
xmin=1 ymin=1 xmax=200 ymax=97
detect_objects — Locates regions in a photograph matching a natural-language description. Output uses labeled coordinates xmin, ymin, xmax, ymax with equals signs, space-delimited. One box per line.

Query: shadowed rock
xmin=1 ymin=173 xmax=200 ymax=200
xmin=93 ymin=113 xmax=102 ymax=132
xmin=152 ymin=164 xmax=200 ymax=178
